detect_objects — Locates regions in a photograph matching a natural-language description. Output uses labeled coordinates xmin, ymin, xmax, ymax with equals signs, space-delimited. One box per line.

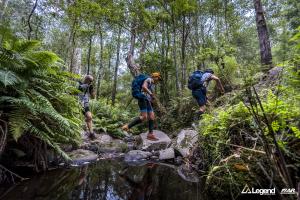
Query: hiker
xmin=78 ymin=75 xmax=96 ymax=139
xmin=188 ymin=69 xmax=225 ymax=118
xmin=122 ymin=72 xmax=162 ymax=141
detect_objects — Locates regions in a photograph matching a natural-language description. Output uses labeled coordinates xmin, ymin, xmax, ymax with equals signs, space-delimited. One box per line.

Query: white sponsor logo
xmin=241 ymin=184 xmax=276 ymax=195
xmin=280 ymin=188 xmax=297 ymax=195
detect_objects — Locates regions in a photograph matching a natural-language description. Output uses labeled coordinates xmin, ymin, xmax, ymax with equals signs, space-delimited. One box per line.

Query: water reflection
xmin=119 ymin=163 xmax=157 ymax=200
xmin=1 ymin=160 xmax=202 ymax=200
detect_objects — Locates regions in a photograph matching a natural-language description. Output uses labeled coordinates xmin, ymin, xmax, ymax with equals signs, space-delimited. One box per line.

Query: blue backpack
xmin=132 ymin=74 xmax=149 ymax=99
xmin=188 ymin=70 xmax=204 ymax=90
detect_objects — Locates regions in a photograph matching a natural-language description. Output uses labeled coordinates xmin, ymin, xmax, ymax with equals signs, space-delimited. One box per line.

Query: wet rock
xmin=174 ymin=156 xmax=183 ymax=165
xmin=60 ymin=144 xmax=73 ymax=152
xmin=136 ymin=130 xmax=171 ymax=151
xmin=177 ymin=164 xmax=199 ymax=183
xmin=98 ymin=134 xmax=113 ymax=144
xmin=159 ymin=148 xmax=175 ymax=160
xmin=123 ymin=135 xmax=135 ymax=142
xmin=256 ymin=67 xmax=283 ymax=87
xmin=189 ymin=146 xmax=206 ymax=171
xmin=80 ymin=134 xmax=127 ymax=154
xmin=127 ymin=142 xmax=136 ymax=151
xmin=124 ymin=150 xmax=152 ymax=162
xmin=151 ymin=155 xmax=159 ymax=160
xmin=174 ymin=129 xmax=198 ymax=157
xmin=68 ymin=149 xmax=98 ymax=165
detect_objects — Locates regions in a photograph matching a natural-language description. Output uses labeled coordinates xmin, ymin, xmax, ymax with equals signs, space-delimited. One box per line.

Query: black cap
xmin=204 ymin=69 xmax=214 ymax=74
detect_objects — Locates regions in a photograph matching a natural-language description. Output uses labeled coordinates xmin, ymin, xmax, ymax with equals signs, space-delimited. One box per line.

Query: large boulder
xmin=80 ymin=134 xmax=127 ymax=154
xmin=177 ymin=164 xmax=199 ymax=183
xmin=124 ymin=150 xmax=153 ymax=162
xmin=68 ymin=149 xmax=98 ymax=165
xmin=256 ymin=66 xmax=283 ymax=88
xmin=174 ymin=129 xmax=198 ymax=157
xmin=136 ymin=130 xmax=171 ymax=151
xmin=159 ymin=148 xmax=175 ymax=160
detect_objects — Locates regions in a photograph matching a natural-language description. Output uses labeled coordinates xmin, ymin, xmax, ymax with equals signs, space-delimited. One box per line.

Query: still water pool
xmin=1 ymin=159 xmax=203 ymax=200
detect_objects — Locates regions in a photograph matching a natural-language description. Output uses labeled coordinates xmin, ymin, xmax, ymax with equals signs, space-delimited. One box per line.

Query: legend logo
xmin=241 ymin=184 xmax=276 ymax=195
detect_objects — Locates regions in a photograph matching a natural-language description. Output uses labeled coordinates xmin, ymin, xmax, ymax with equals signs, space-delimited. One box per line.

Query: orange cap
xmin=151 ymin=72 xmax=162 ymax=80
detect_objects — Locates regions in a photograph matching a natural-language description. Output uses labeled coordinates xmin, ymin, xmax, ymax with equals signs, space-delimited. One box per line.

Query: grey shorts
xmin=79 ymin=95 xmax=90 ymax=114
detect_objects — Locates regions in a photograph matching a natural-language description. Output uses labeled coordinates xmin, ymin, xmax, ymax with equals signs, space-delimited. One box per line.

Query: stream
xmin=1 ymin=159 xmax=203 ymax=200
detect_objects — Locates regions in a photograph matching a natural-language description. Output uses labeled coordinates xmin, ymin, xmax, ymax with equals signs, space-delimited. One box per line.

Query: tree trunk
xmin=112 ymin=27 xmax=121 ymax=106
xmin=96 ymin=31 xmax=104 ymax=99
xmin=0 ymin=0 xmax=9 ymax=21
xmin=160 ymin=22 xmax=170 ymax=105
xmin=27 ymin=0 xmax=38 ymax=40
xmin=87 ymin=34 xmax=93 ymax=75
xmin=139 ymin=31 xmax=149 ymax=66
xmin=72 ymin=48 xmax=82 ymax=75
xmin=69 ymin=19 xmax=78 ymax=73
xmin=253 ymin=0 xmax=272 ymax=70
xmin=181 ymin=15 xmax=189 ymax=89
xmin=126 ymin=22 xmax=140 ymax=77
xmin=172 ymin=18 xmax=180 ymax=93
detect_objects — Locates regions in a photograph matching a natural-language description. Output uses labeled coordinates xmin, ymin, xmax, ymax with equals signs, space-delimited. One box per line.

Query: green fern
xmin=0 ymin=30 xmax=82 ymax=163
xmin=0 ymin=69 xmax=20 ymax=87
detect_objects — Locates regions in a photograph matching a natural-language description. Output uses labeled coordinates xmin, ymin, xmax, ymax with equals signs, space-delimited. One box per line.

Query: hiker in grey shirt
xmin=78 ymin=75 xmax=96 ymax=139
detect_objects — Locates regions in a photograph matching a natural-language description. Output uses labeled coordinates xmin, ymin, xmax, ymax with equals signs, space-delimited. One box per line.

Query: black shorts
xmin=82 ymin=106 xmax=90 ymax=115
xmin=138 ymin=98 xmax=153 ymax=113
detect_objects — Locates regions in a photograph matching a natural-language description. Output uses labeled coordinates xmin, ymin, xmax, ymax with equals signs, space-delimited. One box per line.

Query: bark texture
xmin=253 ymin=0 xmax=272 ymax=69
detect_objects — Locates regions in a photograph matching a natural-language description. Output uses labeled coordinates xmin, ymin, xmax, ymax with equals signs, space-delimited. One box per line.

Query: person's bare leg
xmin=199 ymin=105 xmax=205 ymax=113
xmin=147 ymin=112 xmax=158 ymax=141
xmin=85 ymin=111 xmax=95 ymax=139
xmin=122 ymin=112 xmax=147 ymax=131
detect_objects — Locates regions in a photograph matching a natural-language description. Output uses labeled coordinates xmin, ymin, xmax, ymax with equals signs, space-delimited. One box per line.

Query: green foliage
xmin=90 ymin=99 xmax=134 ymax=138
xmin=0 ymin=32 xmax=82 ymax=160
xmin=197 ymin=64 xmax=300 ymax=197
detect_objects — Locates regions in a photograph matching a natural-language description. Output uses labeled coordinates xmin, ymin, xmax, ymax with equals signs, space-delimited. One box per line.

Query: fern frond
xmin=0 ymin=69 xmax=21 ymax=86
xmin=13 ymin=40 xmax=40 ymax=53
xmin=9 ymin=112 xmax=29 ymax=140
xmin=0 ymin=96 xmax=37 ymax=115
xmin=28 ymin=51 xmax=60 ymax=68
xmin=26 ymin=122 xmax=70 ymax=160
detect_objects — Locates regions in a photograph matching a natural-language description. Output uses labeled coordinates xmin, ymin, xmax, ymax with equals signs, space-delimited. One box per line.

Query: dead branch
xmin=27 ymin=0 xmax=38 ymax=40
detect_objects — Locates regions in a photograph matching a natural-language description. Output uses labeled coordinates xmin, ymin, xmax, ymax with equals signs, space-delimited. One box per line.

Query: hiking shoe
xmin=147 ymin=133 xmax=159 ymax=141
xmin=194 ymin=111 xmax=204 ymax=121
xmin=88 ymin=132 xmax=96 ymax=140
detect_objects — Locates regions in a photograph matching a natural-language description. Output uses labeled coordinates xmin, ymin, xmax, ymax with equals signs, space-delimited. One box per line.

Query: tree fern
xmin=0 ymin=31 xmax=82 ymax=163
xmin=9 ymin=113 xmax=29 ymax=141
xmin=12 ymin=40 xmax=40 ymax=53
xmin=0 ymin=69 xmax=20 ymax=87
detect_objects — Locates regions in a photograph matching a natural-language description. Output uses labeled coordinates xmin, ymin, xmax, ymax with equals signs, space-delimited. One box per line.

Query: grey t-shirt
xmin=142 ymin=77 xmax=154 ymax=101
xmin=78 ymin=82 xmax=93 ymax=107
xmin=201 ymin=72 xmax=213 ymax=87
